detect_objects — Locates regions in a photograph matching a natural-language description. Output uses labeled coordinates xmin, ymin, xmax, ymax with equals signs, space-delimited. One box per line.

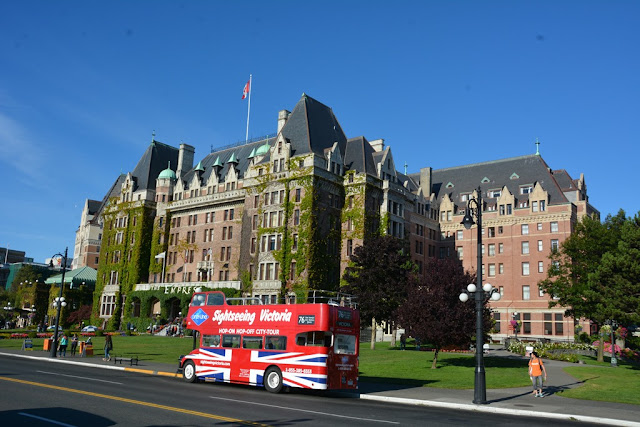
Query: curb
xmin=2 ymin=351 xmax=638 ymax=426
xmin=356 ymin=394 xmax=640 ymax=427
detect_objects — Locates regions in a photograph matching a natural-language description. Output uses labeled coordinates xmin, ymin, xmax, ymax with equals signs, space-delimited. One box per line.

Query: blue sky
xmin=1 ymin=1 xmax=638 ymax=264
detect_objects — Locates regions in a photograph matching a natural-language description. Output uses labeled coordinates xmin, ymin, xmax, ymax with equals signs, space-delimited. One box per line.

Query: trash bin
xmin=43 ymin=338 xmax=53 ymax=351
xmin=79 ymin=341 xmax=85 ymax=356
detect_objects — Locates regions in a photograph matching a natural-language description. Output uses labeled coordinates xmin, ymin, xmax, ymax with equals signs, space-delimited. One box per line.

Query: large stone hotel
xmin=75 ymin=94 xmax=598 ymax=341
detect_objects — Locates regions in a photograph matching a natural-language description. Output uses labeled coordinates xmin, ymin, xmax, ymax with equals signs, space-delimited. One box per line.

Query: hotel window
xmin=499 ymin=243 xmax=504 ymax=254
xmin=457 ymin=230 xmax=463 ymax=240
xmin=488 ymin=244 xmax=495 ymax=256
xmin=488 ymin=263 xmax=495 ymax=277
xmin=294 ymin=209 xmax=300 ymax=225
xmin=544 ymin=313 xmax=552 ymax=335
xmin=254 ymin=195 xmax=259 ymax=208
xmin=347 ymin=239 xmax=353 ymax=256
xmin=521 ymin=241 xmax=529 ymax=255
xmin=499 ymin=205 xmax=505 ymax=215
xmin=228 ymin=226 xmax=233 ymax=239
xmin=551 ymin=221 xmax=559 ymax=232
xmin=538 ymin=240 xmax=543 ymax=252
xmin=522 ymin=262 xmax=530 ymax=276
xmin=488 ymin=227 xmax=495 ymax=237
xmin=268 ymin=235 xmax=276 ymax=251
xmin=538 ymin=261 xmax=544 ymax=273
xmin=456 ymin=247 xmax=463 ymax=259
xmin=539 ymin=286 xmax=545 ymax=297
xmin=292 ymin=234 xmax=298 ymax=251
xmin=521 ymin=224 xmax=529 ymax=235
xmin=523 ymin=313 xmax=531 ymax=334
xmin=498 ymin=226 xmax=503 ymax=234
xmin=540 ymin=200 xmax=546 ymax=211
xmin=555 ymin=313 xmax=564 ymax=335
xmin=493 ymin=313 xmax=501 ymax=333
xmin=551 ymin=239 xmax=559 ymax=251
xmin=348 ymin=195 xmax=354 ymax=208
xmin=532 ymin=201 xmax=538 ymax=212
xmin=499 ymin=263 xmax=504 ymax=274
xmin=499 ymin=286 xmax=504 ymax=296
xmin=250 ymin=238 xmax=256 ymax=254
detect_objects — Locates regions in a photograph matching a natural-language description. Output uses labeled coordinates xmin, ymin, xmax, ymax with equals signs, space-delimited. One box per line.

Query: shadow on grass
xmin=436 ymin=355 xmax=525 ymax=369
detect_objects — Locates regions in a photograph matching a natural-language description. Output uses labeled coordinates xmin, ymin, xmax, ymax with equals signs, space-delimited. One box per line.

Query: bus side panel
xmin=250 ymin=350 xmax=329 ymax=390
xmin=183 ymin=348 xmax=232 ymax=382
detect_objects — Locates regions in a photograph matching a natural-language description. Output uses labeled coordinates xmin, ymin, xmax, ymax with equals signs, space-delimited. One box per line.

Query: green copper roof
xmin=255 ymin=141 xmax=271 ymax=156
xmin=248 ymin=148 xmax=256 ymax=159
xmin=158 ymin=161 xmax=176 ymax=180
xmin=212 ymin=156 xmax=222 ymax=168
xmin=227 ymin=152 xmax=238 ymax=163
xmin=194 ymin=160 xmax=205 ymax=172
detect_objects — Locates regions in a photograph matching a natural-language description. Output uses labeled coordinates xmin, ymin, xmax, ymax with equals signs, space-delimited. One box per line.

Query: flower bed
xmin=10 ymin=333 xmax=29 ymax=339
xmin=80 ymin=332 xmax=96 ymax=337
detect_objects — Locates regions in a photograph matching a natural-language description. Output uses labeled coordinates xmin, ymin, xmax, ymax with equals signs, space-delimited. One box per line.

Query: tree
xmin=67 ymin=304 xmax=93 ymax=326
xmin=342 ymin=235 xmax=414 ymax=349
xmin=538 ymin=210 xmax=629 ymax=361
xmin=174 ymin=237 xmax=200 ymax=281
xmin=397 ymin=258 xmax=490 ymax=368
xmin=593 ymin=213 xmax=640 ymax=326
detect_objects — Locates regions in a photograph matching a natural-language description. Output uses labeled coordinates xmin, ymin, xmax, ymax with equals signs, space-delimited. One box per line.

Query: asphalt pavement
xmin=1 ymin=346 xmax=638 ymax=426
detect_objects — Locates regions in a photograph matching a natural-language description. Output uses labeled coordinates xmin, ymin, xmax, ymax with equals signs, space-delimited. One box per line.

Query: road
xmin=0 ymin=356 xmax=595 ymax=426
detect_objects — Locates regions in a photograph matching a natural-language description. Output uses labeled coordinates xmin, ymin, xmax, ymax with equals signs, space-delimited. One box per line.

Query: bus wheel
xmin=183 ymin=361 xmax=197 ymax=383
xmin=264 ymin=367 xmax=283 ymax=393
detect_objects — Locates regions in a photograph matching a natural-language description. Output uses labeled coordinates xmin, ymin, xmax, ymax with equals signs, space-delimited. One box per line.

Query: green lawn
xmin=359 ymin=342 xmax=531 ymax=389
xmin=2 ymin=335 xmax=638 ymax=405
xmin=559 ymin=365 xmax=640 ymax=405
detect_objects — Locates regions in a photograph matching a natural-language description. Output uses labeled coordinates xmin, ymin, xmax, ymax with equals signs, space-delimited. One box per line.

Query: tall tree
xmin=538 ymin=210 xmax=628 ymax=361
xmin=342 ymin=235 xmax=414 ymax=349
xmin=593 ymin=213 xmax=640 ymax=326
xmin=397 ymin=258 xmax=490 ymax=368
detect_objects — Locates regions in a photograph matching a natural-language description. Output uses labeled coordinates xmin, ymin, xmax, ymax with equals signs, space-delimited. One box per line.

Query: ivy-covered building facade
xmin=87 ymin=93 xmax=597 ymax=341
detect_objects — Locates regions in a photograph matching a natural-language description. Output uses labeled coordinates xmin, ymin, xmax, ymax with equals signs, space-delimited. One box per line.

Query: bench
xmin=112 ymin=355 xmax=139 ymax=366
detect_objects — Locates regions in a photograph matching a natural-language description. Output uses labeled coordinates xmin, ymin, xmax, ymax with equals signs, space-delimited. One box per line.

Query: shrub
xmin=28 ymin=331 xmax=37 ymax=339
xmin=95 ymin=330 xmax=104 ymax=337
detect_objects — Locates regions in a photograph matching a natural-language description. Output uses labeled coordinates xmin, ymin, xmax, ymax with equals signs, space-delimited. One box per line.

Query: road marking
xmin=37 ymin=370 xmax=124 ymax=385
xmin=18 ymin=412 xmax=77 ymax=426
xmin=0 ymin=376 xmax=266 ymax=426
xmin=209 ymin=395 xmax=400 ymax=424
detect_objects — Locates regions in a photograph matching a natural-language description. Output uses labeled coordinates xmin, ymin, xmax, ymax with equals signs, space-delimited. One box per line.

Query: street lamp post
xmin=49 ymin=247 xmax=69 ymax=358
xmin=458 ymin=186 xmax=501 ymax=404
xmin=606 ymin=319 xmax=618 ymax=367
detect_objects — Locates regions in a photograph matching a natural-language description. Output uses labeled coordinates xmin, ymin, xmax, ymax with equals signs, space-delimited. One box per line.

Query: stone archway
xmin=166 ymin=297 xmax=181 ymax=322
xmin=130 ymin=297 xmax=141 ymax=318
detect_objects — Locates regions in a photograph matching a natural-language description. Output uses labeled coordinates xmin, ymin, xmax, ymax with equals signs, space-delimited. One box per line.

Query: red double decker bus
xmin=179 ymin=291 xmax=359 ymax=393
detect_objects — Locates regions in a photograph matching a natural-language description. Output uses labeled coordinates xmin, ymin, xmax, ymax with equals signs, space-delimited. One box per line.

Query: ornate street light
xmin=457 ymin=186 xmax=501 ymax=404
xmin=49 ymin=247 xmax=69 ymax=358
xmin=605 ymin=319 xmax=618 ymax=367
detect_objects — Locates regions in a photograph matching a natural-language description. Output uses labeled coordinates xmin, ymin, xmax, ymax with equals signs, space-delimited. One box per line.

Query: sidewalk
xmin=1 ymin=347 xmax=638 ymax=426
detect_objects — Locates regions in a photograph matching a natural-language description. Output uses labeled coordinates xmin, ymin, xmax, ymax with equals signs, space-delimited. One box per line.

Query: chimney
xmin=370 ymin=139 xmax=385 ymax=152
xmin=177 ymin=143 xmax=195 ymax=178
xmin=420 ymin=167 xmax=432 ymax=197
xmin=277 ymin=110 xmax=291 ymax=133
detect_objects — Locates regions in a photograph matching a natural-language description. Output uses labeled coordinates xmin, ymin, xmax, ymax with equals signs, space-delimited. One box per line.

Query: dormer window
xmin=488 ymin=189 xmax=501 ymax=198
xmin=520 ymin=185 xmax=533 ymax=194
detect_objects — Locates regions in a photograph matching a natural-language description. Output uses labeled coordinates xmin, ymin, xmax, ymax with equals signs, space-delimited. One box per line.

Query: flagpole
xmin=245 ymin=74 xmax=252 ymax=143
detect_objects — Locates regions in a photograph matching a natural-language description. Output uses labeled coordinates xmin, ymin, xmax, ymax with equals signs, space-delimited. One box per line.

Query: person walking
xmin=59 ymin=333 xmax=68 ymax=357
xmin=103 ymin=334 xmax=113 ymax=361
xmin=528 ymin=351 xmax=547 ymax=397
xmin=70 ymin=334 xmax=79 ymax=356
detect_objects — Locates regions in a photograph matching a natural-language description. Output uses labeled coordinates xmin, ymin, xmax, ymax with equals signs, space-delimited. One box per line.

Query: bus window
xmin=191 ymin=293 xmax=206 ymax=306
xmin=222 ymin=334 xmax=241 ymax=348
xmin=334 ymin=334 xmax=356 ymax=355
xmin=206 ymin=293 xmax=225 ymax=306
xmin=242 ymin=336 xmax=263 ymax=349
xmin=202 ymin=334 xmax=220 ymax=347
xmin=295 ymin=331 xmax=332 ymax=347
xmin=265 ymin=336 xmax=287 ymax=350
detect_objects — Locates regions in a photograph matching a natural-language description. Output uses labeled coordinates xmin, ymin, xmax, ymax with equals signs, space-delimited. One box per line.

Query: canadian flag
xmin=242 ymin=79 xmax=250 ymax=99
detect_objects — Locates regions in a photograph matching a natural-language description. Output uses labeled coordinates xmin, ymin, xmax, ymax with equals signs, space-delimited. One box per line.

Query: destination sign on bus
xmin=298 ymin=315 xmax=315 ymax=325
